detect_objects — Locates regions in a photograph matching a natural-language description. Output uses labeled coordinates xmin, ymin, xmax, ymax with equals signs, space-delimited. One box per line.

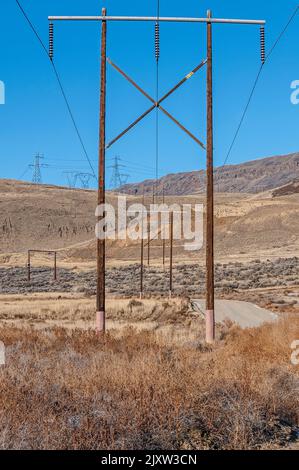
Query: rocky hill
xmin=119 ymin=153 xmax=299 ymax=196
xmin=272 ymin=178 xmax=299 ymax=198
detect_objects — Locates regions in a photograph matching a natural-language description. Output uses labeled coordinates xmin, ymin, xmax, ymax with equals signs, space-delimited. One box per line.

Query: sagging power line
xmin=221 ymin=5 xmax=299 ymax=169
xmin=15 ymin=0 xmax=97 ymax=181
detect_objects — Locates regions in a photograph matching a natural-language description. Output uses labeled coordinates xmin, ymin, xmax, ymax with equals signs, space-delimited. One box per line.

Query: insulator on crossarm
xmin=155 ymin=22 xmax=160 ymax=62
xmin=260 ymin=26 xmax=265 ymax=64
xmin=49 ymin=23 xmax=54 ymax=61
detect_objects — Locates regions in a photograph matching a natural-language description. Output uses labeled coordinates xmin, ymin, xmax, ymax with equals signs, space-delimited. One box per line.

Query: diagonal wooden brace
xmin=106 ymin=58 xmax=206 ymax=149
xmin=106 ymin=105 xmax=156 ymax=149
xmin=159 ymin=105 xmax=205 ymax=149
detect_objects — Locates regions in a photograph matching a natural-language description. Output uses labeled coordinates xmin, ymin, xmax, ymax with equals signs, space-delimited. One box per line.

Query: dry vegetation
xmin=1 ymin=178 xmax=299 ymax=450
xmin=1 ymin=258 xmax=298 ymax=300
xmin=0 ymin=314 xmax=298 ymax=450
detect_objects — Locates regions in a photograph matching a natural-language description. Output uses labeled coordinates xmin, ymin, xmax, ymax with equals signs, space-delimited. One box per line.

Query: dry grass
xmin=0 ymin=296 xmax=205 ymax=345
xmin=0 ymin=295 xmax=192 ymax=324
xmin=0 ymin=315 xmax=298 ymax=450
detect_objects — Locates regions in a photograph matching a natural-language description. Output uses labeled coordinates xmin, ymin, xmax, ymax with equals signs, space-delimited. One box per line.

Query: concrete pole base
xmin=96 ymin=311 xmax=105 ymax=333
xmin=206 ymin=309 xmax=215 ymax=344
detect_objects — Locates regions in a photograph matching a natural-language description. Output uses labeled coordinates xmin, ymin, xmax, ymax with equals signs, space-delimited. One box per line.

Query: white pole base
xmin=96 ymin=311 xmax=105 ymax=333
xmin=206 ymin=309 xmax=215 ymax=344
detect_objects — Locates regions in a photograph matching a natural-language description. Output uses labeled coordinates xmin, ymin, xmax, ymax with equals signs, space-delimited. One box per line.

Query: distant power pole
xmin=108 ymin=156 xmax=129 ymax=190
xmin=30 ymin=154 xmax=48 ymax=184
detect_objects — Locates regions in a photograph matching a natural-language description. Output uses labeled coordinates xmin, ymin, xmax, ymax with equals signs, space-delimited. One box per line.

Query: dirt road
xmin=192 ymin=299 xmax=278 ymax=328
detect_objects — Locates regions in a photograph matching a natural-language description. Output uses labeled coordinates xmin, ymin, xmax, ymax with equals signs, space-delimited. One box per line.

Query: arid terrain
xmin=0 ymin=315 xmax=298 ymax=449
xmin=120 ymin=152 xmax=299 ymax=195
xmin=0 ymin=167 xmax=298 ymax=450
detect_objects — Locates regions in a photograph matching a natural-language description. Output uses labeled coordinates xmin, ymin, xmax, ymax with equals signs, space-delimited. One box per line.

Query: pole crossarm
xmin=49 ymin=16 xmax=265 ymax=25
xmin=106 ymin=58 xmax=206 ymax=149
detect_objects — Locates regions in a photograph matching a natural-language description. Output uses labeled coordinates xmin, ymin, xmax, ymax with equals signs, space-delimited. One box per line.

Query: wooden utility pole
xmin=169 ymin=211 xmax=174 ymax=298
xmin=54 ymin=251 xmax=57 ymax=281
xmin=140 ymin=193 xmax=145 ymax=298
xmin=147 ymin=184 xmax=155 ymax=266
xmin=27 ymin=251 xmax=31 ymax=282
xmin=162 ymin=187 xmax=166 ymax=269
xmin=206 ymin=10 xmax=215 ymax=343
xmin=27 ymin=250 xmax=57 ymax=283
xmin=147 ymin=196 xmax=150 ymax=266
xmin=96 ymin=8 xmax=107 ymax=333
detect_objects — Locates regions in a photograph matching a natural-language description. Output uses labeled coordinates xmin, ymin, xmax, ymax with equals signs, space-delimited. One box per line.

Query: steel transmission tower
xmin=108 ymin=156 xmax=129 ymax=189
xmin=76 ymin=172 xmax=96 ymax=189
xmin=63 ymin=171 xmax=96 ymax=189
xmin=30 ymin=154 xmax=48 ymax=184
xmin=63 ymin=171 xmax=79 ymax=188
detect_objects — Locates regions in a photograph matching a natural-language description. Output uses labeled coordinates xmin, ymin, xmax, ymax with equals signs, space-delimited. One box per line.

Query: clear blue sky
xmin=0 ymin=0 xmax=298 ymax=188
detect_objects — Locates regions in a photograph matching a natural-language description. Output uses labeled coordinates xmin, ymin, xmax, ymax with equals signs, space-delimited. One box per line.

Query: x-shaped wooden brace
xmin=106 ymin=58 xmax=207 ymax=150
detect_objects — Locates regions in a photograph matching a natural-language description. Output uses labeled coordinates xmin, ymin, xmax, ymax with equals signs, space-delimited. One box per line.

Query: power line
xmin=18 ymin=166 xmax=30 ymax=180
xmin=15 ymin=0 xmax=48 ymax=55
xmin=15 ymin=0 xmax=97 ymax=181
xmin=266 ymin=6 xmax=299 ymax=61
xmin=113 ymin=158 xmax=168 ymax=173
xmin=222 ymin=64 xmax=264 ymax=168
xmin=221 ymin=5 xmax=299 ymax=168
xmin=50 ymin=62 xmax=97 ymax=180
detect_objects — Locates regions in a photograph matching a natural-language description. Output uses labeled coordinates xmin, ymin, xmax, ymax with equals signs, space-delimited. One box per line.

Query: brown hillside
xmin=119 ymin=152 xmax=299 ymax=196
xmin=0 ymin=177 xmax=298 ymax=264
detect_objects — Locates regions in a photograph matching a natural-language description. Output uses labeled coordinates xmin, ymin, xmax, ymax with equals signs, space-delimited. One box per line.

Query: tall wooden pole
xmin=147 ymin=193 xmax=150 ymax=266
xmin=162 ymin=187 xmax=165 ymax=269
xmin=96 ymin=7 xmax=107 ymax=333
xmin=140 ymin=192 xmax=144 ymax=298
xmin=147 ymin=184 xmax=156 ymax=266
xmin=54 ymin=251 xmax=57 ymax=281
xmin=206 ymin=10 xmax=215 ymax=343
xmin=169 ymin=211 xmax=174 ymax=298
xmin=27 ymin=251 xmax=31 ymax=282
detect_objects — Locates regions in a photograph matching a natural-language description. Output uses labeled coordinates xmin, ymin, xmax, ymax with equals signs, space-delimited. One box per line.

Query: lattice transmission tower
xmin=30 ymin=154 xmax=48 ymax=184
xmin=108 ymin=156 xmax=129 ymax=190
